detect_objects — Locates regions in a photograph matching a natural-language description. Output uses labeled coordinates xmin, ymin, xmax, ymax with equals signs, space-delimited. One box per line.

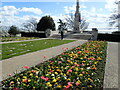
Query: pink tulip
xmin=49 ymin=61 xmax=52 ymax=63
xmin=50 ymin=70 xmax=53 ymax=72
xmin=68 ymin=82 xmax=71 ymax=85
xmin=8 ymin=74 xmax=12 ymax=76
xmin=67 ymin=69 xmax=72 ymax=73
xmin=82 ymin=63 xmax=85 ymax=66
xmin=31 ymin=70 xmax=35 ymax=73
xmin=82 ymin=71 xmax=85 ymax=74
xmin=24 ymin=66 xmax=29 ymax=69
xmin=62 ymin=53 xmax=65 ymax=55
xmin=58 ymin=61 xmax=62 ymax=63
xmin=72 ymin=66 xmax=74 ymax=68
xmin=43 ymin=56 xmax=46 ymax=58
xmin=45 ymin=77 xmax=49 ymax=81
xmin=76 ymin=82 xmax=80 ymax=86
xmin=60 ymin=56 xmax=62 ymax=58
xmin=41 ymin=76 xmax=45 ymax=79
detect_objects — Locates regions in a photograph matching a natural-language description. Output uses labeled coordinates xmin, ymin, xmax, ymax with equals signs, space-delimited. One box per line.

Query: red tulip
xmin=45 ymin=77 xmax=49 ymax=81
xmin=77 ymin=51 xmax=81 ymax=54
xmin=24 ymin=66 xmax=29 ymax=69
xmin=13 ymin=88 xmax=19 ymax=90
xmin=58 ymin=61 xmax=62 ymax=63
xmin=43 ymin=56 xmax=46 ymax=58
xmin=67 ymin=69 xmax=72 ymax=73
xmin=41 ymin=76 xmax=45 ymax=80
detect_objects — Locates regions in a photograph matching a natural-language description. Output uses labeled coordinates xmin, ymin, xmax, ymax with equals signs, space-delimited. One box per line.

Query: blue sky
xmin=0 ymin=0 xmax=118 ymax=33
xmin=1 ymin=2 xmax=109 ymax=16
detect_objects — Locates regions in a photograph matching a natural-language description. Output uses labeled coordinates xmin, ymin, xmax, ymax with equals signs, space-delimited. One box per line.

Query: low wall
xmin=98 ymin=33 xmax=120 ymax=42
xmin=21 ymin=32 xmax=46 ymax=38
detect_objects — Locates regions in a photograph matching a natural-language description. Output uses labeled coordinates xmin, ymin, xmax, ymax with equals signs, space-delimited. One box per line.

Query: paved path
xmin=103 ymin=42 xmax=119 ymax=89
xmin=0 ymin=40 xmax=87 ymax=81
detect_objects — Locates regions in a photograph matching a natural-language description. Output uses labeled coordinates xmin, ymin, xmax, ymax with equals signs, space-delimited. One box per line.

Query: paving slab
xmin=103 ymin=42 xmax=119 ymax=89
xmin=0 ymin=40 xmax=87 ymax=81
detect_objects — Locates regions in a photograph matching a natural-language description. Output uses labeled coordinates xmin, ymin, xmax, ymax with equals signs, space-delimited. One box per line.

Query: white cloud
xmin=20 ymin=7 xmax=42 ymax=15
xmin=64 ymin=5 xmax=76 ymax=14
xmin=99 ymin=8 xmax=103 ymax=12
xmin=0 ymin=6 xmax=18 ymax=16
xmin=0 ymin=5 xmax=43 ymax=28
xmin=104 ymin=0 xmax=119 ymax=11
xmin=0 ymin=5 xmax=43 ymax=16
xmin=91 ymin=7 xmax=96 ymax=13
xmin=64 ymin=4 xmax=87 ymax=14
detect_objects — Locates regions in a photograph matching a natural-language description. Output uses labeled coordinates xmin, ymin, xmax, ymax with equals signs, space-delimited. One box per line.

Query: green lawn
xmin=1 ymin=37 xmax=39 ymax=42
xmin=1 ymin=39 xmax=75 ymax=60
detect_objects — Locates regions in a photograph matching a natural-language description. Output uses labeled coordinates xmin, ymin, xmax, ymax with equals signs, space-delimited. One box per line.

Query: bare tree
xmin=22 ymin=18 xmax=37 ymax=32
xmin=0 ymin=26 xmax=10 ymax=37
xmin=64 ymin=12 xmax=89 ymax=32
xmin=65 ymin=13 xmax=75 ymax=30
xmin=109 ymin=1 xmax=120 ymax=30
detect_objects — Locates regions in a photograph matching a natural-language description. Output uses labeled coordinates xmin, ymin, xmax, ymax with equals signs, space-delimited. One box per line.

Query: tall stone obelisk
xmin=74 ymin=0 xmax=81 ymax=32
xmin=118 ymin=1 xmax=120 ymax=30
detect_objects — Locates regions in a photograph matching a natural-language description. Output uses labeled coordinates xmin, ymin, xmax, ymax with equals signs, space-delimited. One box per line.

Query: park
xmin=0 ymin=0 xmax=119 ymax=89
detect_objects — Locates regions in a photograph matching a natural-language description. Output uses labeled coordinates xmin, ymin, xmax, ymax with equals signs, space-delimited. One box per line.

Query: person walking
xmin=60 ymin=30 xmax=64 ymax=40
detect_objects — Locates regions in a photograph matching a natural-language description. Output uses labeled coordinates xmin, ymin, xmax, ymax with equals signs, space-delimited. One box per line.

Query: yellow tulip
xmin=48 ymin=84 xmax=52 ymax=87
xmin=81 ymin=68 xmax=84 ymax=71
xmin=23 ymin=76 xmax=27 ymax=79
xmin=67 ymin=78 xmax=71 ymax=81
xmin=35 ymin=76 xmax=38 ymax=78
xmin=28 ymin=79 xmax=31 ymax=82
xmin=75 ymin=68 xmax=79 ymax=71
xmin=55 ymin=72 xmax=58 ymax=75
xmin=75 ymin=72 xmax=78 ymax=74
xmin=52 ymin=79 xmax=57 ymax=83
xmin=79 ymin=74 xmax=83 ymax=76
xmin=29 ymin=73 xmax=33 ymax=76
xmin=57 ymin=85 xmax=61 ymax=88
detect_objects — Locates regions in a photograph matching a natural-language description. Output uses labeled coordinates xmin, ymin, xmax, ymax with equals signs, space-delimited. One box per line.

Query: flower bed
xmin=2 ymin=41 xmax=107 ymax=89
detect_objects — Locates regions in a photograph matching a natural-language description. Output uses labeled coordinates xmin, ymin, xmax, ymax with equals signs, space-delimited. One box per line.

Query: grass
xmin=2 ymin=41 xmax=107 ymax=89
xmin=1 ymin=39 xmax=75 ymax=60
xmin=1 ymin=37 xmax=39 ymax=42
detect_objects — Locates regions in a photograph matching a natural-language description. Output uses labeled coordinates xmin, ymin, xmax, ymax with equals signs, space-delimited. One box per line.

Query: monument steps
xmin=49 ymin=32 xmax=92 ymax=40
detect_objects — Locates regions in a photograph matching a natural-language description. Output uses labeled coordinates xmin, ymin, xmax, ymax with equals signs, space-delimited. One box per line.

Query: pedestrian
xmin=60 ymin=30 xmax=64 ymax=40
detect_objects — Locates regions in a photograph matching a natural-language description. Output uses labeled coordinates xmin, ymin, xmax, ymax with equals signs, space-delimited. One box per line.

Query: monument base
xmin=66 ymin=31 xmax=92 ymax=40
xmin=50 ymin=30 xmax=92 ymax=40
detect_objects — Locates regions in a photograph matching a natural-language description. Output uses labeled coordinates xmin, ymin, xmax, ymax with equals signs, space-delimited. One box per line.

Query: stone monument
xmin=50 ymin=0 xmax=93 ymax=40
xmin=118 ymin=1 xmax=120 ymax=30
xmin=74 ymin=0 xmax=81 ymax=33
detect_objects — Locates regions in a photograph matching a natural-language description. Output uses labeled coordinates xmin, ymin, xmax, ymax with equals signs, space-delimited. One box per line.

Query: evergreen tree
xmin=37 ymin=16 xmax=55 ymax=31
xmin=8 ymin=25 xmax=20 ymax=36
